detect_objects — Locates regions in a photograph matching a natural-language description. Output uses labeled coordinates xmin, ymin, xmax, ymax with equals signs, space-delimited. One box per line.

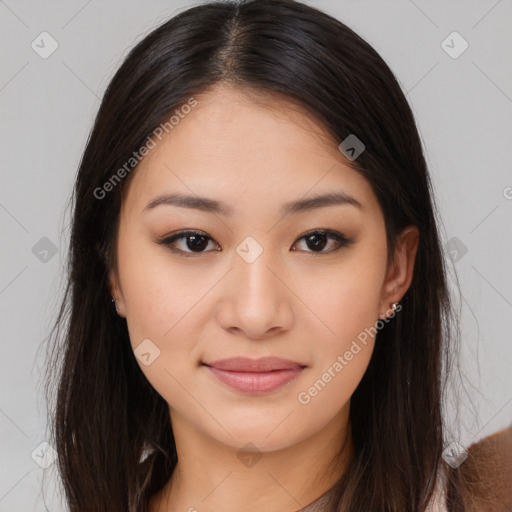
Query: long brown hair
xmin=43 ymin=0 xmax=486 ymax=510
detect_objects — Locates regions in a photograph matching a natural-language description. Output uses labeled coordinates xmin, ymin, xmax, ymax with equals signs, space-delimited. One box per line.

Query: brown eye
xmin=184 ymin=233 xmax=209 ymax=251
xmin=291 ymin=229 xmax=353 ymax=254
xmin=158 ymin=230 xmax=219 ymax=255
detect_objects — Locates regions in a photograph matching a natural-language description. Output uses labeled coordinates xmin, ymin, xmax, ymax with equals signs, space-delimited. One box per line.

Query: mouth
xmin=201 ymin=357 xmax=306 ymax=394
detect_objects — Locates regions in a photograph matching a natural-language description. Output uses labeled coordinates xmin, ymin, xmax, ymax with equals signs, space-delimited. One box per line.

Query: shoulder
xmin=449 ymin=425 xmax=512 ymax=511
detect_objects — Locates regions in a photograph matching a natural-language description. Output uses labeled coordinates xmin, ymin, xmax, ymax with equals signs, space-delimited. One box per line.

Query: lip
xmin=202 ymin=357 xmax=306 ymax=394
xmin=204 ymin=356 xmax=305 ymax=372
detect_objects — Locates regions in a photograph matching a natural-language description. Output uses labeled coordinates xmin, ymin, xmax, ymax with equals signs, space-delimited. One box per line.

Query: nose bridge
xmin=215 ymin=234 xmax=293 ymax=337
xmin=233 ymin=234 xmax=283 ymax=302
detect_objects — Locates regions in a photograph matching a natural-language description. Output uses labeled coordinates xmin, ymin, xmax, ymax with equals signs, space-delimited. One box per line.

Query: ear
xmin=108 ymin=268 xmax=126 ymax=317
xmin=378 ymin=225 xmax=419 ymax=318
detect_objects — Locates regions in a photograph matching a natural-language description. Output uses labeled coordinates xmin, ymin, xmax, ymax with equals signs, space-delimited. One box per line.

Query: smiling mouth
xmin=201 ymin=361 xmax=306 ymax=394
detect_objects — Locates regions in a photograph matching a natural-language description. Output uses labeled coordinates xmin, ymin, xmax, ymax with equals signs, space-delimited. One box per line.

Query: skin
xmin=109 ymin=83 xmax=419 ymax=512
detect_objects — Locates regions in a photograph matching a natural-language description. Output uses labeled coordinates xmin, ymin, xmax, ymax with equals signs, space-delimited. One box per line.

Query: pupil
xmin=308 ymin=233 xmax=327 ymax=251
xmin=188 ymin=234 xmax=208 ymax=251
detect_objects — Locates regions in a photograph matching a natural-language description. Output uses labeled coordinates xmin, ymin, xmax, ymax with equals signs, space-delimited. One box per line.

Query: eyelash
xmin=157 ymin=229 xmax=354 ymax=257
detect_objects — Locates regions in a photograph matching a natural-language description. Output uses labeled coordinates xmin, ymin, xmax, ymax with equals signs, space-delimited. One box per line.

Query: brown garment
xmin=294 ymin=426 xmax=512 ymax=512
xmin=450 ymin=425 xmax=512 ymax=511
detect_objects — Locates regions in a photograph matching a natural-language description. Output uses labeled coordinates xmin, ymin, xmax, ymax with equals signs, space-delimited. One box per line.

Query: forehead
xmin=121 ymin=84 xmax=378 ymax=218
xmin=171 ymin=83 xmax=343 ymax=161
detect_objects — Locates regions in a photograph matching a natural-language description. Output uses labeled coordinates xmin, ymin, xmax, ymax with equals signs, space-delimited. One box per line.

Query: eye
xmin=158 ymin=229 xmax=353 ymax=257
xmin=157 ymin=230 xmax=220 ymax=256
xmin=291 ymin=229 xmax=354 ymax=254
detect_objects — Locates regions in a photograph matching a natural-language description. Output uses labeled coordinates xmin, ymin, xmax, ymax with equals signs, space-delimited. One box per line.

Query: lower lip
xmin=204 ymin=365 xmax=304 ymax=394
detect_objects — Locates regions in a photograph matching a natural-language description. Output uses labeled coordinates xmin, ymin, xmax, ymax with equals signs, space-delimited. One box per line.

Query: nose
xmin=215 ymin=239 xmax=294 ymax=340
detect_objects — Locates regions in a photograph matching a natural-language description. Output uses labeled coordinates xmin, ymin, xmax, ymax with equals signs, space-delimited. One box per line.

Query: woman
xmin=44 ymin=0 xmax=511 ymax=510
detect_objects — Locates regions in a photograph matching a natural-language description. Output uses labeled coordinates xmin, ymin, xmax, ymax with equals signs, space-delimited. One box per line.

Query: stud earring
xmin=378 ymin=301 xmax=399 ymax=320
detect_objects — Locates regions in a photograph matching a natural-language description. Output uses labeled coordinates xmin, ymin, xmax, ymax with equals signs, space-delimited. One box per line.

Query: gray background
xmin=1 ymin=0 xmax=511 ymax=509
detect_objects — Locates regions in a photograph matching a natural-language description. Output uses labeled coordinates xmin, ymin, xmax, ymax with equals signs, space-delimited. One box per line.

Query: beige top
xmin=294 ymin=484 xmax=337 ymax=512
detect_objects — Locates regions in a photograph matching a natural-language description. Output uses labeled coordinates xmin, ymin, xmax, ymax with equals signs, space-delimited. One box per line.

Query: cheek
xmin=311 ymin=283 xmax=377 ymax=391
xmin=117 ymin=239 xmax=225 ymax=402
xmin=117 ymin=231 xmax=205 ymax=336
xmin=118 ymin=250 xmax=204 ymax=406
xmin=297 ymin=247 xmax=385 ymax=395
xmin=301 ymin=255 xmax=385 ymax=343
xmin=295 ymin=267 xmax=383 ymax=415
xmin=295 ymin=340 xmax=372 ymax=432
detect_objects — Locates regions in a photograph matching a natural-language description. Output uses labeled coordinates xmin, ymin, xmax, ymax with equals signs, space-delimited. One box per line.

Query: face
xmin=109 ymin=83 xmax=418 ymax=453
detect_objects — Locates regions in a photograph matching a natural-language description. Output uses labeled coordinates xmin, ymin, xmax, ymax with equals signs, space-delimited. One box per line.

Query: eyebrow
xmin=143 ymin=191 xmax=362 ymax=217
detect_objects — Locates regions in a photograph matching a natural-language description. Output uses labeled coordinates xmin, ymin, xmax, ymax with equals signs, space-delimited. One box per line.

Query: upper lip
xmin=203 ymin=357 xmax=305 ymax=372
